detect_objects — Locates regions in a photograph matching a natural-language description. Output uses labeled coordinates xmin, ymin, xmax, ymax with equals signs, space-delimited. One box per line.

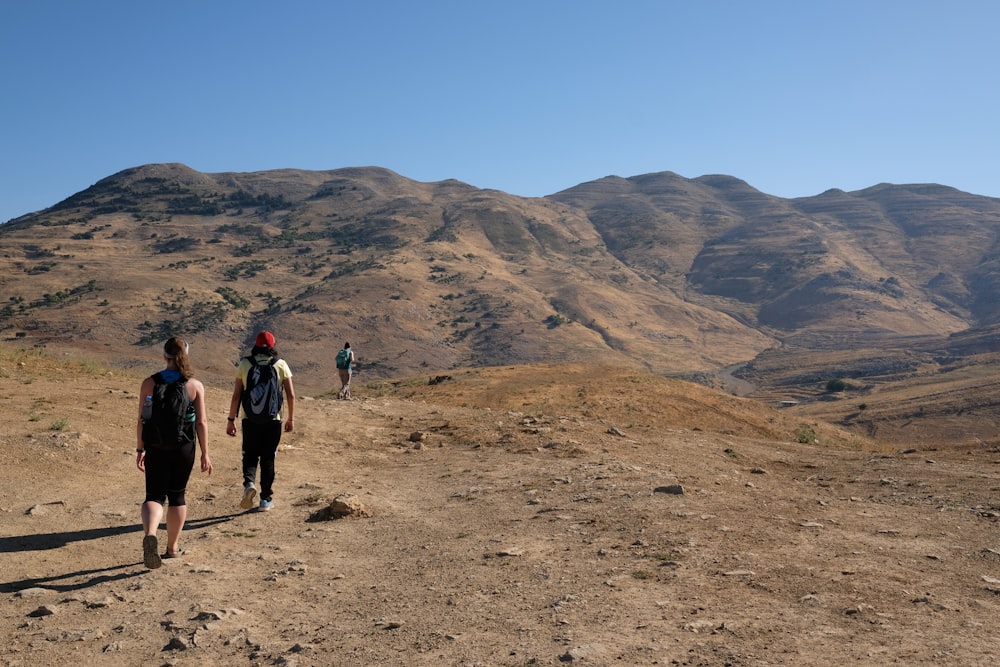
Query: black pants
xmin=242 ymin=420 xmax=282 ymax=501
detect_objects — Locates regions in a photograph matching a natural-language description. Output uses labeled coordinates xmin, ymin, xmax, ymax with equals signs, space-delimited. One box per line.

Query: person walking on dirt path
xmin=136 ymin=336 xmax=212 ymax=569
xmin=336 ymin=342 xmax=355 ymax=399
xmin=226 ymin=331 xmax=295 ymax=512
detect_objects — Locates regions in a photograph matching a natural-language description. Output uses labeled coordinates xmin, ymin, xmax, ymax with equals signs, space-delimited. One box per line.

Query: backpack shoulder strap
xmin=151 ymin=372 xmax=165 ymax=384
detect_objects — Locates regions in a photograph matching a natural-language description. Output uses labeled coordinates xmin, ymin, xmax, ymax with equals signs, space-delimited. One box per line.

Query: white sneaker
xmin=240 ymin=485 xmax=257 ymax=510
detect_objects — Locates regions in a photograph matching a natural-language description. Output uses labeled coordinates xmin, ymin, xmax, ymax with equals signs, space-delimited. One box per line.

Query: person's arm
xmin=282 ymin=376 xmax=295 ymax=432
xmin=192 ymin=380 xmax=212 ymax=474
xmin=136 ymin=376 xmax=154 ymax=471
xmin=226 ymin=377 xmax=243 ymax=437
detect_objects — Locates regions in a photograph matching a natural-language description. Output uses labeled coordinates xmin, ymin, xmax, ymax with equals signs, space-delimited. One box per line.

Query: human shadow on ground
xmin=0 ymin=513 xmax=243 ymax=593
xmin=0 ymin=563 xmax=148 ymax=594
xmin=0 ymin=512 xmax=242 ymax=554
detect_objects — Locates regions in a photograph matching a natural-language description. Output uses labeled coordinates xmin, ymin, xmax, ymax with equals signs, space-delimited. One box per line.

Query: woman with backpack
xmin=136 ymin=336 xmax=212 ymax=569
xmin=226 ymin=331 xmax=295 ymax=512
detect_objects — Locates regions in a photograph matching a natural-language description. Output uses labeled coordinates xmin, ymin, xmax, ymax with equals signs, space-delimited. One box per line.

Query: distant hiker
xmin=226 ymin=331 xmax=295 ymax=512
xmin=336 ymin=342 xmax=355 ymax=400
xmin=136 ymin=336 xmax=212 ymax=569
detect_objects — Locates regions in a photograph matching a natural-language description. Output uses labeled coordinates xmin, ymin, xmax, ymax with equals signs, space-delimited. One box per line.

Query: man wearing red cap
xmin=226 ymin=331 xmax=295 ymax=511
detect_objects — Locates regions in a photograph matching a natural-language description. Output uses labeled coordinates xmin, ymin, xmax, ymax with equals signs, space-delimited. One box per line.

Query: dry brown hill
xmin=5 ymin=163 xmax=1000 ymax=445
xmin=0 ymin=164 xmax=772 ymax=391
xmin=551 ymin=174 xmax=999 ymax=338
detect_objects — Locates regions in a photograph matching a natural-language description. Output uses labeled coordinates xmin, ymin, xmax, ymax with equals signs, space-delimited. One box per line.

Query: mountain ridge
xmin=2 ymin=163 xmax=999 ymax=408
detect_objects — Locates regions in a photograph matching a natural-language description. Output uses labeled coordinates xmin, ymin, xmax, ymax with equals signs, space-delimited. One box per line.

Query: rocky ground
xmin=2 ymin=350 xmax=1000 ymax=666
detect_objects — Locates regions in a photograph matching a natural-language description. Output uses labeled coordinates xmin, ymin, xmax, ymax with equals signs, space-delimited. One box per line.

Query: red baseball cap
xmin=255 ymin=331 xmax=276 ymax=348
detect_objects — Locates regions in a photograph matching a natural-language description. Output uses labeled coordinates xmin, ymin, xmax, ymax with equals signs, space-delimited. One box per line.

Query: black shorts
xmin=144 ymin=440 xmax=196 ymax=506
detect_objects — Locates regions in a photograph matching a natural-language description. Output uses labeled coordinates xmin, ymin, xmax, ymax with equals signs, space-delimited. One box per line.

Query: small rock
xmin=14 ymin=587 xmax=50 ymax=598
xmin=312 ymin=494 xmax=371 ymax=520
xmin=191 ymin=611 xmax=223 ymax=622
xmin=653 ymin=484 xmax=684 ymax=495
xmin=163 ymin=636 xmax=190 ymax=651
xmin=683 ymin=620 xmax=718 ymax=633
xmin=27 ymin=605 xmax=55 ymax=617
xmin=560 ymin=643 xmax=606 ymax=660
xmin=86 ymin=597 xmax=114 ymax=609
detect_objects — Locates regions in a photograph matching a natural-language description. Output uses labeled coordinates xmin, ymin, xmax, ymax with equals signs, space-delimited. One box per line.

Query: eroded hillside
xmin=4 ymin=163 xmax=1000 ymax=416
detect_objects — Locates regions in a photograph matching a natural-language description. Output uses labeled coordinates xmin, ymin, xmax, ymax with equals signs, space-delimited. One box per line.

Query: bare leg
xmin=141 ymin=500 xmax=164 ymax=536
xmin=165 ymin=505 xmax=187 ymax=555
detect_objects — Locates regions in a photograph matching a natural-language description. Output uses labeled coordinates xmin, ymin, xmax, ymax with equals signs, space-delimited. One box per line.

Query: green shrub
xmin=825 ymin=378 xmax=850 ymax=392
xmin=795 ymin=424 xmax=817 ymax=444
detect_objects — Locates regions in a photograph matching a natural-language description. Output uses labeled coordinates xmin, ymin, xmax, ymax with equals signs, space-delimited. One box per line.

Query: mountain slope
xmin=551 ymin=173 xmax=1000 ymax=342
xmin=0 ymin=164 xmax=768 ymax=390
xmin=5 ymin=163 xmax=1000 ymax=393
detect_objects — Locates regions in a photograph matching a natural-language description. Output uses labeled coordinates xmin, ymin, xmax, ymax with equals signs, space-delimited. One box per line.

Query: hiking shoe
xmin=143 ymin=535 xmax=161 ymax=570
xmin=259 ymin=499 xmax=273 ymax=511
xmin=240 ymin=485 xmax=257 ymax=510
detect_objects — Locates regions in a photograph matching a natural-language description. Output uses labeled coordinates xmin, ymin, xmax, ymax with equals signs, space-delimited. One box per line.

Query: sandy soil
xmin=2 ymin=352 xmax=1000 ymax=666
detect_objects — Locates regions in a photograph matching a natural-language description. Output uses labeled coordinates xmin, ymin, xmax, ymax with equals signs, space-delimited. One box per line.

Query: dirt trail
xmin=2 ymin=357 xmax=1000 ymax=665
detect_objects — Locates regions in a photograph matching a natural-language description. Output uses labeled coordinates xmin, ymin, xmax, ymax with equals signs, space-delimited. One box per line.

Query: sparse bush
xmin=795 ymin=424 xmax=817 ymax=444
xmin=215 ymin=286 xmax=250 ymax=309
xmin=153 ymin=236 xmax=200 ymax=254
xmin=825 ymin=378 xmax=850 ymax=392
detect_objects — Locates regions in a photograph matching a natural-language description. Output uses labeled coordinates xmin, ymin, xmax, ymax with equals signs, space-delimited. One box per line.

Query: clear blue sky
xmin=3 ymin=1 xmax=999 ymax=223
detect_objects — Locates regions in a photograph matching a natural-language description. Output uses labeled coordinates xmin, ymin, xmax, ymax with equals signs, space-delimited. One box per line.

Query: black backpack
xmin=142 ymin=373 xmax=194 ymax=449
xmin=242 ymin=356 xmax=283 ymax=424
